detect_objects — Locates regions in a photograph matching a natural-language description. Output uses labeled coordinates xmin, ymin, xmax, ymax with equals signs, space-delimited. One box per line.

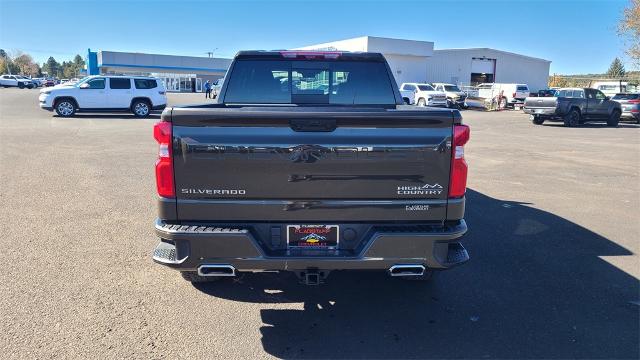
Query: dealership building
xmin=86 ymin=49 xmax=230 ymax=92
xmin=87 ymin=36 xmax=551 ymax=92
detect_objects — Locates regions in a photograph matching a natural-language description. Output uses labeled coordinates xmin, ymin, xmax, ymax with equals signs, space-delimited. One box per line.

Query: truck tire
xmin=607 ymin=110 xmax=621 ymax=127
xmin=131 ymin=99 xmax=151 ymax=117
xmin=532 ymin=116 xmax=545 ymax=125
xmin=417 ymin=98 xmax=426 ymax=107
xmin=18 ymin=82 xmax=24 ymax=89
xmin=563 ymin=109 xmax=580 ymax=127
xmin=180 ymin=271 xmax=221 ymax=283
xmin=54 ymin=98 xmax=77 ymax=117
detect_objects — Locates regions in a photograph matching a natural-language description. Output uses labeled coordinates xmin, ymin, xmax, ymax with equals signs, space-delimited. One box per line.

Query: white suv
xmin=1 ymin=74 xmax=34 ymax=89
xmin=39 ymin=75 xmax=167 ymax=117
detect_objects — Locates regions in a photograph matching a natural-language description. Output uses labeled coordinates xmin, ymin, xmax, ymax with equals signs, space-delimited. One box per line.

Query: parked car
xmin=611 ymin=93 xmax=640 ymax=123
xmin=18 ymin=76 xmax=40 ymax=88
xmin=152 ymin=50 xmax=471 ymax=285
xmin=0 ymin=74 xmax=34 ymax=88
xmin=432 ymin=82 xmax=468 ymax=108
xmin=42 ymin=78 xmax=56 ymax=87
xmin=39 ymin=75 xmax=167 ymax=117
xmin=591 ymin=81 xmax=627 ymax=97
xmin=399 ymin=83 xmax=447 ymax=106
xmin=477 ymin=83 xmax=529 ymax=108
xmin=523 ymin=87 xmax=622 ymax=127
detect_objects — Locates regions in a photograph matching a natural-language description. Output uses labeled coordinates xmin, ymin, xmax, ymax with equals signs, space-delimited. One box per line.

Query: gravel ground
xmin=1 ymin=88 xmax=638 ymax=359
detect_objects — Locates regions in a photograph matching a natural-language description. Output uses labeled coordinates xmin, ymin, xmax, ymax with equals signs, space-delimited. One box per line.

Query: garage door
xmin=471 ymin=58 xmax=495 ymax=74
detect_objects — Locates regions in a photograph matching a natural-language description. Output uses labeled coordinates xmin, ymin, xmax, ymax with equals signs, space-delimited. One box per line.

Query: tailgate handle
xmin=289 ymin=119 xmax=337 ymax=132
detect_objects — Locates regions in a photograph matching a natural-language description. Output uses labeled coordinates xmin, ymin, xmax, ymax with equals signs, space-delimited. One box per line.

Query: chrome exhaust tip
xmin=197 ymin=264 xmax=236 ymax=277
xmin=388 ymin=264 xmax=426 ymax=277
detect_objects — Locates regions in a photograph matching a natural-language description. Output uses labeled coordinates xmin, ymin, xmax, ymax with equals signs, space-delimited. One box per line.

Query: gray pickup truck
xmin=152 ymin=51 xmax=470 ymax=285
xmin=523 ymin=87 xmax=622 ymax=127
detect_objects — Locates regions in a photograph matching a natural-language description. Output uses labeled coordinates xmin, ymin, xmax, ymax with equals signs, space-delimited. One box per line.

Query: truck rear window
xmin=224 ymin=60 xmax=396 ymax=105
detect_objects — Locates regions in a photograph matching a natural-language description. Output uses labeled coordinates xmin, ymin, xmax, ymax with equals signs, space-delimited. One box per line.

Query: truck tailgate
xmin=171 ymin=106 xmax=457 ymax=222
xmin=525 ymin=97 xmax=558 ymax=109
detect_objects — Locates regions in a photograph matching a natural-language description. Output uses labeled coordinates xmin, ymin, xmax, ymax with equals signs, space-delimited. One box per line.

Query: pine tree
xmin=607 ymin=57 xmax=626 ymax=78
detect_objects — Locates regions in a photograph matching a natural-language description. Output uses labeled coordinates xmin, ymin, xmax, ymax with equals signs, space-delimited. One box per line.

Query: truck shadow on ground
xmin=55 ymin=113 xmax=161 ymax=120
xmin=541 ymin=121 xmax=640 ymax=129
xmin=194 ymin=189 xmax=639 ymax=359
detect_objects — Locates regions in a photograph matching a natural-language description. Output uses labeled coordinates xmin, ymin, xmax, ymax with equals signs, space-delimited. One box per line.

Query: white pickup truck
xmin=399 ymin=83 xmax=447 ymax=107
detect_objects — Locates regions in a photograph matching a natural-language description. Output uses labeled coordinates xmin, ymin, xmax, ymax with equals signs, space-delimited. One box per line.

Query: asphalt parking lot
xmin=1 ymin=88 xmax=638 ymax=359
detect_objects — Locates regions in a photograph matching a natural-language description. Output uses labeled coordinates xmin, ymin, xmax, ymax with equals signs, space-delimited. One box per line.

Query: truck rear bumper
xmin=523 ymin=107 xmax=557 ymax=116
xmin=152 ymin=219 xmax=469 ymax=272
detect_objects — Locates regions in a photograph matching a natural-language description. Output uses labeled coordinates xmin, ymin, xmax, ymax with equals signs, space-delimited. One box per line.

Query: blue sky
xmin=0 ymin=0 xmax=634 ymax=74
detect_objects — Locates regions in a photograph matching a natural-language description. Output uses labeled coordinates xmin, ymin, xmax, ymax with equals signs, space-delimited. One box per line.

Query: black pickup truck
xmin=152 ymin=51 xmax=470 ymax=285
xmin=523 ymin=87 xmax=622 ymax=127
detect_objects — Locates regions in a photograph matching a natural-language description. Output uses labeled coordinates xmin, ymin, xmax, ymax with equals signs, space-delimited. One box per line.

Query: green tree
xmin=62 ymin=61 xmax=77 ymax=78
xmin=607 ymin=57 xmax=626 ymax=78
xmin=73 ymin=54 xmax=85 ymax=68
xmin=0 ymin=49 xmax=7 ymax=58
xmin=43 ymin=56 xmax=60 ymax=77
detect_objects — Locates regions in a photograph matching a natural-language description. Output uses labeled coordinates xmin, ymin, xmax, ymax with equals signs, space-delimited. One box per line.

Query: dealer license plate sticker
xmin=287 ymin=225 xmax=339 ymax=249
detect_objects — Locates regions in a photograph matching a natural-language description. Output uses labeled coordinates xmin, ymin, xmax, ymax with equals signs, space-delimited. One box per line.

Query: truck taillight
xmin=512 ymin=92 xmax=516 ymax=98
xmin=628 ymin=99 xmax=640 ymax=104
xmin=153 ymin=121 xmax=174 ymax=198
xmin=449 ymin=124 xmax=470 ymax=198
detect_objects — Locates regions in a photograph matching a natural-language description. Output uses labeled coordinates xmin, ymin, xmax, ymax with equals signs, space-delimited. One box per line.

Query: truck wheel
xmin=563 ymin=109 xmax=580 ymax=127
xmin=18 ymin=83 xmax=24 ymax=89
xmin=417 ymin=98 xmax=426 ymax=107
xmin=180 ymin=271 xmax=221 ymax=283
xmin=532 ymin=116 xmax=544 ymax=125
xmin=607 ymin=110 xmax=621 ymax=127
xmin=54 ymin=99 xmax=76 ymax=117
xmin=131 ymin=99 xmax=150 ymax=117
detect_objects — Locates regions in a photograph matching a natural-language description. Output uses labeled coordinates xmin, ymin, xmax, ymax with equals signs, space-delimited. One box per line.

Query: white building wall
xmin=384 ymin=54 xmax=428 ymax=86
xmin=424 ymin=52 xmax=472 ymax=86
xmin=296 ymin=36 xmax=434 ymax=88
xmin=426 ymin=49 xmax=551 ymax=91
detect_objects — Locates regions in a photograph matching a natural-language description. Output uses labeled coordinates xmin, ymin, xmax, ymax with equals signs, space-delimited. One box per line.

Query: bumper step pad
xmin=444 ymin=242 xmax=470 ymax=267
xmin=153 ymin=241 xmax=177 ymax=263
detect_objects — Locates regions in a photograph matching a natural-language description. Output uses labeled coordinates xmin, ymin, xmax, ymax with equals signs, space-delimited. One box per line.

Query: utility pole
xmin=206 ymin=48 xmax=219 ymax=58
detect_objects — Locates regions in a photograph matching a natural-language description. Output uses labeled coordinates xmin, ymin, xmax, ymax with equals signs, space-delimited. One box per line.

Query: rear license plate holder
xmin=287 ymin=225 xmax=339 ymax=249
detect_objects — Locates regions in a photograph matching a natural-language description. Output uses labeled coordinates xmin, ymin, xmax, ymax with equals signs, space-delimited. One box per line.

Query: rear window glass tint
xmin=225 ymin=60 xmax=290 ymax=104
xmin=517 ymin=86 xmax=528 ymax=91
xmin=110 ymin=78 xmax=131 ymax=89
xmin=224 ymin=59 xmax=396 ymax=105
xmin=134 ymin=79 xmax=157 ymax=89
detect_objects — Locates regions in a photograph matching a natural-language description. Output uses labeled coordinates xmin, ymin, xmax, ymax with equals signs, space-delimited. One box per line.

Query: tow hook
xmin=295 ymin=268 xmax=328 ymax=285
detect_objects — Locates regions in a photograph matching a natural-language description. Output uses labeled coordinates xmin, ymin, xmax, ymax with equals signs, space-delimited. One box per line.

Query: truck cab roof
xmin=234 ymin=50 xmax=387 ymax=62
